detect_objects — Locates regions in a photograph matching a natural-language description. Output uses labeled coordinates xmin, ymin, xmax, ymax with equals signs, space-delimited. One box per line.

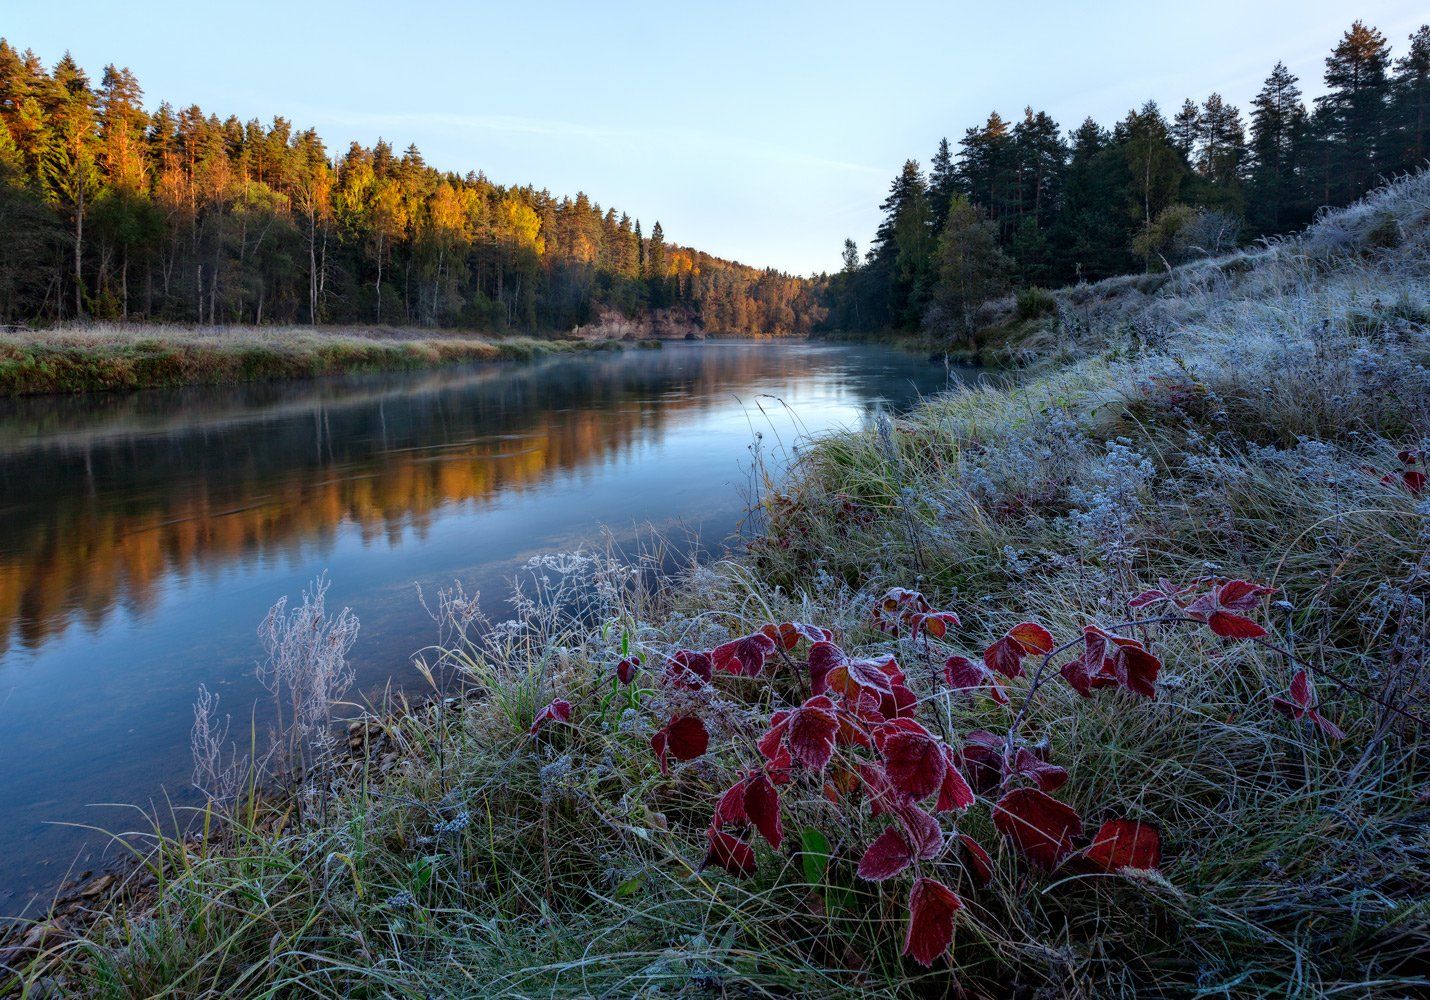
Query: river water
xmin=0 ymin=339 xmax=970 ymax=912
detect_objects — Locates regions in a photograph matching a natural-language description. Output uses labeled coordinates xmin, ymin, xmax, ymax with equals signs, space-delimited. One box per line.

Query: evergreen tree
xmin=927 ymin=136 xmax=959 ymax=233
xmin=1052 ymin=118 xmax=1128 ymax=281
xmin=1248 ymin=62 xmax=1308 ymax=233
xmin=1391 ymin=25 xmax=1430 ymax=171
xmin=1317 ymin=20 xmax=1393 ymax=203
xmin=1172 ymin=99 xmax=1201 ymax=160
xmin=869 ymin=160 xmax=934 ymax=329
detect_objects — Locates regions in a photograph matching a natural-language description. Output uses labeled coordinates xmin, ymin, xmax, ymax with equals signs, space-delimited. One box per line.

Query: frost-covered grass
xmin=10 ymin=175 xmax=1430 ymax=998
xmin=0 ymin=322 xmax=622 ymax=395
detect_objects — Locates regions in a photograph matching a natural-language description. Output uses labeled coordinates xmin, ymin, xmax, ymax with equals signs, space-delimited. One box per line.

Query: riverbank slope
xmin=0 ymin=323 xmax=632 ymax=395
xmin=9 ymin=172 xmax=1429 ymax=997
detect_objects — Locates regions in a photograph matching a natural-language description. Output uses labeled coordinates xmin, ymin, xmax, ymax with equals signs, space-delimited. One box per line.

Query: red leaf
xmin=1214 ymin=579 xmax=1277 ymax=613
xmin=650 ymin=715 xmax=709 ymax=775
xmin=992 ymin=787 xmax=1083 ymax=871
xmin=712 ymin=631 xmax=779 ymax=677
xmin=944 ymin=654 xmax=1009 ymax=705
xmin=909 ymin=610 xmax=961 ymax=639
xmin=983 ymin=636 xmax=1026 ymax=679
xmin=1107 ymin=636 xmax=1162 ymax=698
xmin=704 ymin=828 xmax=756 ymax=877
xmin=936 ymin=753 xmax=975 ymax=813
xmin=897 ymin=801 xmax=944 ymax=859
xmin=714 ymin=781 xmax=748 ymax=826
xmin=1008 ymin=747 xmax=1068 ymax=793
xmin=1008 ymin=622 xmax=1055 ymax=656
xmin=881 ymin=680 xmax=918 ymax=721
xmin=1272 ymin=669 xmax=1344 ymax=740
xmin=1084 ymin=819 xmax=1162 ymax=872
xmin=529 ymin=699 xmax=572 ymax=734
xmin=1404 ymin=469 xmax=1427 ymax=495
xmin=761 ymin=621 xmax=833 ymax=650
xmin=761 ymin=695 xmax=840 ymax=772
xmin=879 ymin=719 xmax=946 ymax=799
xmin=1208 ymin=610 xmax=1267 ymax=639
xmin=616 ymin=655 xmax=641 ymax=685
xmin=1309 ymin=710 xmax=1346 ymax=740
xmin=956 ymin=834 xmax=994 ymax=887
xmin=857 ymin=827 xmax=915 ymax=882
xmin=665 ymin=649 xmax=713 ymax=688
xmin=743 ymin=773 xmax=783 ymax=849
xmin=903 ymin=878 xmax=962 ymax=967
xmin=957 ymin=730 xmax=1005 ymax=795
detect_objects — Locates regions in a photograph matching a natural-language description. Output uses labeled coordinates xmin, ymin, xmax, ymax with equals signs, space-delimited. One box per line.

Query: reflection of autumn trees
xmin=0 ymin=347 xmax=817 ymax=654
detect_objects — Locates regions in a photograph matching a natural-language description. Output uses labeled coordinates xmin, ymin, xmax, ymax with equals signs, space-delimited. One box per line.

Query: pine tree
xmin=927 ymin=136 xmax=959 ymax=233
xmin=1317 ymin=20 xmax=1393 ymax=203
xmin=1248 ymin=62 xmax=1308 ymax=233
xmin=870 ymin=160 xmax=934 ymax=329
xmin=1172 ymin=99 xmax=1201 ymax=161
xmin=1391 ymin=25 xmax=1430 ymax=171
xmin=646 ymin=220 xmax=667 ymax=306
xmin=958 ymin=112 xmax=1016 ymax=236
xmin=1052 ymin=118 xmax=1129 ymax=281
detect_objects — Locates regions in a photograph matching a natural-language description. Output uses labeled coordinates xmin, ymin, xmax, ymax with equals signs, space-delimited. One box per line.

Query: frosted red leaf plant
xmin=659 ymin=572 xmax=1342 ymax=968
xmin=1271 ymin=668 xmax=1346 ymax=739
xmin=529 ymin=699 xmax=572 ymax=734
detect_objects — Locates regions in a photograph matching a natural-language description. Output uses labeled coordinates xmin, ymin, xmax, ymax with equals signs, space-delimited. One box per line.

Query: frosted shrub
xmin=190 ymin=685 xmax=247 ymax=807
xmin=255 ymin=575 xmax=360 ymax=786
xmin=1063 ymin=438 xmax=1155 ymax=574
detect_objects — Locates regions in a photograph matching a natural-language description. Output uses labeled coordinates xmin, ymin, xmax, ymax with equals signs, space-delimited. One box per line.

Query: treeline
xmin=0 ymin=41 xmax=824 ymax=335
xmin=829 ymin=20 xmax=1430 ymax=339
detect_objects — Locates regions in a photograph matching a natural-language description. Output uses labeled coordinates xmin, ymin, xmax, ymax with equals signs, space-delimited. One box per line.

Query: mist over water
xmin=0 ymin=340 xmax=969 ymax=912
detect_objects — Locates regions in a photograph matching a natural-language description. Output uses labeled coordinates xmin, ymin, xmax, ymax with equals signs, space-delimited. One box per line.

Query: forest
xmin=0 ymin=41 xmax=824 ymax=335
xmin=829 ymin=19 xmax=1430 ymax=338
xmin=0 ymin=20 xmax=1426 ymax=345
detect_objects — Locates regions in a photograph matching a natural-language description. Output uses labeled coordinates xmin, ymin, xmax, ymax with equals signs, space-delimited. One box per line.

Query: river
xmin=0 ymin=338 xmax=972 ymax=912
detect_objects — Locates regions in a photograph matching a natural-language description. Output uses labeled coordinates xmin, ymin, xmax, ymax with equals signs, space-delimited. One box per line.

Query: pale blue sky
xmin=8 ymin=1 xmax=1426 ymax=273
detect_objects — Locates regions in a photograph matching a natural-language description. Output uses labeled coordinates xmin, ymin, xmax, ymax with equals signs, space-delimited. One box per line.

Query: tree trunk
xmin=74 ymin=187 xmax=85 ymax=318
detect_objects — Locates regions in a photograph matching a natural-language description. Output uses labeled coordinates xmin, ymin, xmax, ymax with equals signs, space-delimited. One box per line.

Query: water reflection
xmin=0 ymin=340 xmax=963 ymax=910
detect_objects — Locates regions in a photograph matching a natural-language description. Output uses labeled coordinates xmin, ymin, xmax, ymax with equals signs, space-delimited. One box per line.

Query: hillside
xmin=7 ymin=173 xmax=1428 ymax=997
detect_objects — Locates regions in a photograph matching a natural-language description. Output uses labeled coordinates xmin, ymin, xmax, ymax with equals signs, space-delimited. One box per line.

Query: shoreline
xmin=0 ymin=323 xmax=643 ymax=397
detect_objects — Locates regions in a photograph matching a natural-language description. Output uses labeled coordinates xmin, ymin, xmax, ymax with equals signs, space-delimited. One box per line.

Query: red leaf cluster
xmin=872 ymin=588 xmax=960 ymax=639
xmin=982 ymin=622 xmax=1055 ymax=679
xmin=712 ymin=631 xmax=779 ymax=677
xmin=809 ymin=641 xmax=915 ymax=720
xmin=1059 ymin=625 xmax=1161 ymax=698
xmin=529 ymin=699 xmax=572 ymax=734
xmin=1184 ymin=579 xmax=1277 ymax=639
xmin=1271 ymin=668 xmax=1345 ymax=739
xmin=876 ymin=719 xmax=974 ymax=811
xmin=1375 ymin=449 xmax=1426 ymax=495
xmin=956 ymin=730 xmax=1064 ymax=795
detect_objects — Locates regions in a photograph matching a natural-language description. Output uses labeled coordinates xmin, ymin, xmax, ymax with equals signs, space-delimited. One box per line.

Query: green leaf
xmin=800 ymin=826 xmax=830 ymax=886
